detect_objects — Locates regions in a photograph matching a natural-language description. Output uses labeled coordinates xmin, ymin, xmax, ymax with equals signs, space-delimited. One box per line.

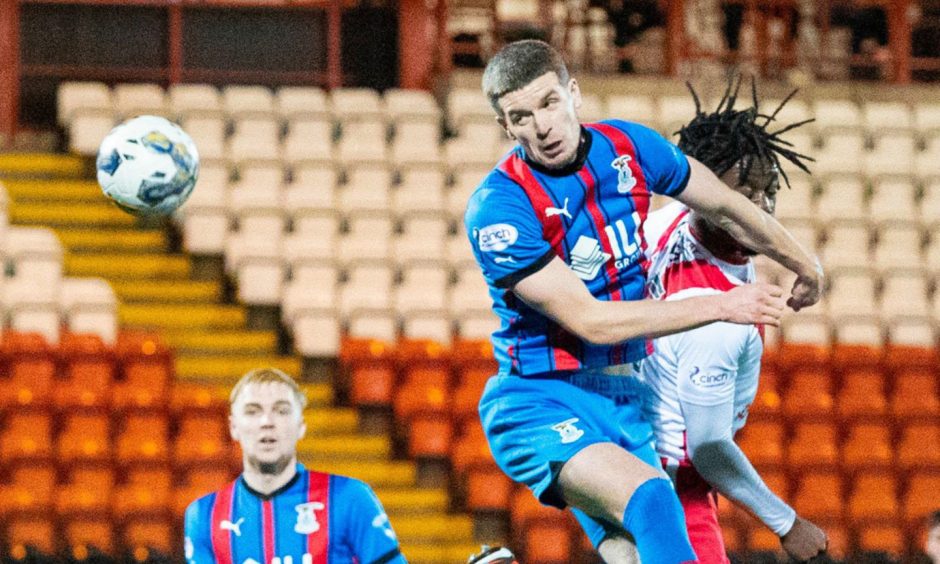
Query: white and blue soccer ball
xmin=96 ymin=115 xmax=199 ymax=216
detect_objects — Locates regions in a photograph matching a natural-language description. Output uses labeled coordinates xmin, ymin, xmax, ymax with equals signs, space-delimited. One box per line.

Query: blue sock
xmin=621 ymin=478 xmax=698 ymax=564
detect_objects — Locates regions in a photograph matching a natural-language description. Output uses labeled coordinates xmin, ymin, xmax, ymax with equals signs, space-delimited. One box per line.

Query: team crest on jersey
xmin=294 ymin=501 xmax=325 ymax=535
xmin=611 ymin=155 xmax=637 ymax=194
xmin=551 ymin=418 xmax=584 ymax=444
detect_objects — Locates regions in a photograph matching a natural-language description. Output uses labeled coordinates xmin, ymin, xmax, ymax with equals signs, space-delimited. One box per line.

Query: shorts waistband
xmin=519 ymin=362 xmax=646 ymax=398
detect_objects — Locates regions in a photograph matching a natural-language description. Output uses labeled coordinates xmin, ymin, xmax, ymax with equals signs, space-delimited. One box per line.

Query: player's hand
xmin=720 ymin=283 xmax=786 ymax=326
xmin=780 ymin=516 xmax=828 ymax=561
xmin=788 ymin=260 xmax=824 ymax=312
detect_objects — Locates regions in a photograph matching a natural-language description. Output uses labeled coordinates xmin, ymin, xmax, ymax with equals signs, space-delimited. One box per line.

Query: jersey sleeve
xmin=338 ymin=478 xmax=406 ymax=564
xmin=610 ymin=120 xmax=690 ymax=197
xmin=183 ymin=497 xmax=216 ymax=564
xmin=673 ymin=321 xmax=751 ymax=407
xmin=464 ymin=177 xmax=553 ymax=288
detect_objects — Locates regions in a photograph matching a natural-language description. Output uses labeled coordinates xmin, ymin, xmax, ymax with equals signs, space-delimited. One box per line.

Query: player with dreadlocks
xmin=640 ymin=78 xmax=828 ymax=563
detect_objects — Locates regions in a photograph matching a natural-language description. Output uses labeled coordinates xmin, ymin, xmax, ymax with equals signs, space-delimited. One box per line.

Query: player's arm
xmin=183 ymin=500 xmax=217 ymax=564
xmin=342 ymin=479 xmax=407 ymax=564
xmin=675 ymin=157 xmax=823 ymax=311
xmin=513 ymin=257 xmax=784 ymax=345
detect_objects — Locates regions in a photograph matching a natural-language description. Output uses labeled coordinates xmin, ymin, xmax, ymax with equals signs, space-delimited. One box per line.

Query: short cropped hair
xmin=230 ymin=367 xmax=308 ymax=411
xmin=482 ymin=39 xmax=570 ymax=114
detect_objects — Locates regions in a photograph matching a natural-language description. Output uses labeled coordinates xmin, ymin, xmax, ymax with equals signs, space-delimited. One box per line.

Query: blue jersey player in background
xmin=465 ymin=40 xmax=825 ymax=564
xmin=184 ymin=368 xmax=405 ymax=564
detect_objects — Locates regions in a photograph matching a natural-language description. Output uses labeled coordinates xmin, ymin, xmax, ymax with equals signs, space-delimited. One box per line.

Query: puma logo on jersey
xmin=494 ymin=256 xmax=516 ymax=264
xmin=545 ymin=198 xmax=572 ymax=220
xmin=220 ymin=517 xmax=244 ymax=537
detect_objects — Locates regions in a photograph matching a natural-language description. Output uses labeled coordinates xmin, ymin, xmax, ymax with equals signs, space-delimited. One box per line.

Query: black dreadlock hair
xmin=676 ymin=75 xmax=814 ymax=190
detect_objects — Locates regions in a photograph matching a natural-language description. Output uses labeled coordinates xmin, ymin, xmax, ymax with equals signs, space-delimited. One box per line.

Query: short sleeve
xmin=183 ymin=497 xmax=216 ymax=564
xmin=611 ymin=121 xmax=690 ymax=197
xmin=674 ymin=321 xmax=751 ymax=407
xmin=339 ymin=478 xmax=406 ymax=564
xmin=464 ymin=176 xmax=553 ymax=288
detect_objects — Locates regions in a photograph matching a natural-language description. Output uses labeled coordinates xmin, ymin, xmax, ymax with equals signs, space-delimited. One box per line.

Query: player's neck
xmin=688 ymin=214 xmax=751 ymax=265
xmin=242 ymin=457 xmax=299 ymax=496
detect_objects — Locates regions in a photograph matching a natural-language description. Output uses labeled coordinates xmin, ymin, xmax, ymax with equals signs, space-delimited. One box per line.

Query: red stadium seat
xmin=6 ymin=516 xmax=56 ymax=555
xmin=172 ymin=413 xmax=230 ymax=466
xmin=116 ymin=330 xmax=171 ymax=365
xmin=524 ymin=518 xmax=573 ymax=564
xmin=54 ymin=335 xmax=114 ymax=409
xmin=774 ymin=342 xmax=829 ymax=373
xmin=0 ymin=412 xmax=53 ymax=463
xmin=116 ymin=413 xmax=170 ymax=466
xmin=736 ymin=421 xmax=785 ymax=468
xmin=452 ymin=339 xmax=498 ymax=371
xmin=124 ymin=518 xmax=174 ymax=557
xmin=407 ymin=413 xmax=453 ymax=459
xmin=0 ymin=465 xmax=56 ymax=516
xmin=902 ymin=472 xmax=940 ymax=524
xmin=791 ymin=471 xmax=844 ymax=522
xmin=0 ymin=333 xmax=55 ymax=409
xmin=466 ymin=463 xmax=514 ymax=512
xmin=884 ymin=344 xmax=937 ymax=373
xmin=169 ymin=382 xmax=228 ymax=414
xmin=781 ymin=369 xmax=834 ymax=420
xmin=830 ymin=343 xmax=883 ymax=374
xmin=890 ymin=369 xmax=939 ymax=420
xmin=749 ymin=366 xmax=782 ymax=419
xmin=64 ymin=518 xmax=115 ymax=557
xmin=842 ymin=423 xmax=893 ymax=470
xmin=835 ymin=369 xmax=887 ymax=420
xmin=57 ymin=413 xmax=112 ymax=464
xmin=56 ymin=466 xmax=114 ymax=516
xmin=898 ymin=423 xmax=940 ymax=470
xmin=349 ymin=360 xmax=397 ymax=408
xmin=113 ymin=467 xmax=172 ymax=518
xmin=846 ymin=471 xmax=900 ymax=524
xmin=786 ymin=422 xmax=839 ymax=469
xmin=113 ymin=363 xmax=172 ymax=411
xmin=451 ymin=421 xmax=492 ymax=475
xmin=393 ymin=378 xmax=450 ymax=424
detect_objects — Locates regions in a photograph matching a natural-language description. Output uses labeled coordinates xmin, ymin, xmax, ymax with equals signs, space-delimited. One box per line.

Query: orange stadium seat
xmin=0 ymin=333 xmax=55 ymax=409
xmin=846 ymin=472 xmax=900 ymax=524
xmin=857 ymin=523 xmax=905 ymax=558
xmin=452 ymin=366 xmax=493 ymax=425
xmin=902 ymin=471 xmax=940 ymax=523
xmin=745 ymin=526 xmax=782 ymax=553
xmin=113 ymin=363 xmax=172 ymax=411
xmin=720 ymin=523 xmax=743 ymax=554
xmin=466 ymin=463 xmax=514 ymax=512
xmin=64 ymin=518 xmax=115 ymax=557
xmin=173 ymin=413 xmax=230 ymax=465
xmin=54 ymin=336 xmax=114 ymax=410
xmin=57 ymin=413 xmax=111 ymax=464
xmin=748 ymin=366 xmax=782 ymax=419
xmin=524 ymin=518 xmax=573 ymax=564
xmin=116 ymin=331 xmax=172 ymax=365
xmin=173 ymin=467 xmax=235 ymax=515
xmin=782 ymin=369 xmax=834 ymax=420
xmin=56 ymin=466 xmax=114 ymax=516
xmin=452 ymin=339 xmax=498 ymax=369
xmin=393 ymin=376 xmax=451 ymax=424
xmin=898 ymin=423 xmax=940 ymax=470
xmin=113 ymin=467 xmax=172 ymax=518
xmin=0 ymin=465 xmax=56 ymax=516
xmin=0 ymin=412 xmax=53 ymax=463
xmin=451 ymin=421 xmax=492 ymax=475
xmin=116 ymin=413 xmax=170 ymax=466
xmin=791 ymin=471 xmax=844 ymax=522
xmin=842 ymin=423 xmax=893 ymax=470
xmin=786 ymin=422 xmax=839 ymax=469
xmin=830 ymin=343 xmax=883 ymax=374
xmin=342 ymin=337 xmax=397 ymax=408
xmin=511 ymin=487 xmax=566 ymax=530
xmin=737 ymin=421 xmax=785 ymax=468
xmin=170 ymin=382 xmax=228 ymax=414
xmin=6 ymin=516 xmax=56 ymax=555
xmin=124 ymin=518 xmax=174 ymax=557
xmin=891 ymin=369 xmax=939 ymax=419
xmin=835 ymin=369 xmax=887 ymax=420
xmin=407 ymin=413 xmax=453 ymax=459
xmin=884 ymin=344 xmax=937 ymax=373
xmin=774 ymin=342 xmax=829 ymax=373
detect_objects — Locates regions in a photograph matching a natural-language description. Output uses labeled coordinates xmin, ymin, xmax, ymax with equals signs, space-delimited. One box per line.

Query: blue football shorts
xmin=478 ymin=362 xmax=664 ymax=547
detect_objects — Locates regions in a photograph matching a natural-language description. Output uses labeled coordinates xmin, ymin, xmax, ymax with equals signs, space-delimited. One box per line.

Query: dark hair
xmin=930 ymin=510 xmax=940 ymax=528
xmin=676 ymin=76 xmax=814 ymax=189
xmin=482 ymin=39 xmax=570 ymax=115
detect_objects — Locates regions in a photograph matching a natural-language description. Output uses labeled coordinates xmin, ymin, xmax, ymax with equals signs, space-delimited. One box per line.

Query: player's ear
xmin=229 ymin=413 xmax=240 ymax=442
xmin=568 ymin=78 xmax=582 ymax=109
xmin=496 ymin=115 xmax=514 ymax=140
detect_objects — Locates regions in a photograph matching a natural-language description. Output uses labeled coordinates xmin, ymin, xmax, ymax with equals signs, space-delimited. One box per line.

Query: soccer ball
xmin=96 ymin=115 xmax=199 ymax=216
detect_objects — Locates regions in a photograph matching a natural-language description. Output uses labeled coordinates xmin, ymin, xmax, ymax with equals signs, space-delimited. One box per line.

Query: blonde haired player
xmin=184 ymin=368 xmax=405 ymax=564
xmin=641 ymin=80 xmax=827 ymax=563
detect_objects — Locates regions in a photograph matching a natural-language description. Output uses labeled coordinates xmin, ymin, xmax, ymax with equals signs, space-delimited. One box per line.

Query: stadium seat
xmin=5 ymin=516 xmax=56 ymax=555
xmin=865 ymin=132 xmax=916 ymax=178
xmin=737 ymin=421 xmax=785 ymax=468
xmin=448 ymin=165 xmax=492 ymax=219
xmin=791 ymin=471 xmax=844 ymax=522
xmin=113 ymin=83 xmax=167 ymax=119
xmin=902 ymin=471 xmax=940 ymax=523
xmin=898 ymin=423 xmax=940 ymax=470
xmin=340 ymin=166 xmax=393 ymax=213
xmin=782 ymin=369 xmax=834 ymax=420
xmin=887 ymin=317 xmax=935 ymax=347
xmin=3 ymin=280 xmax=60 ymax=345
xmin=180 ymin=114 xmax=227 ymax=161
xmin=820 ymin=222 xmax=870 ymax=270
xmin=116 ymin=414 xmax=170 ymax=466
xmin=835 ymin=369 xmax=887 ymax=420
xmin=284 ymin=168 xmax=338 ymax=221
xmin=57 ymin=81 xmax=112 ymax=126
xmin=744 ymin=526 xmax=783 ymax=554
xmin=276 ymin=86 xmax=330 ymax=119
xmin=59 ymin=278 xmax=118 ymax=344
xmin=451 ymin=420 xmax=492 ymax=475
xmin=842 ymin=423 xmax=893 ymax=470
xmin=748 ymin=366 xmax=782 ymax=419
xmin=68 ymin=107 xmax=117 ymax=155
xmin=395 ymin=214 xmax=449 ymax=264
xmin=786 ymin=422 xmax=839 ymax=469
xmin=408 ymin=413 xmax=454 ymax=459
xmin=453 ymin=367 xmax=494 ymax=425
xmin=0 ymin=412 xmax=53 ymax=463
xmin=856 ymin=523 xmax=905 ymax=558
xmin=0 ymin=465 xmax=56 ymax=516
xmin=657 ymin=95 xmax=698 ymax=134
xmin=524 ymin=518 xmax=574 ymax=564
xmin=826 ymin=269 xmax=878 ymax=318
xmin=890 ymin=369 xmax=939 ymax=420
xmin=869 ymin=178 xmax=919 ymax=224
xmin=123 ymin=518 xmax=174 ymax=557
xmin=395 ymin=167 xmax=447 ymax=216
xmin=815 ymin=134 xmax=865 ymax=176
xmin=465 ymin=462 xmax=514 ymax=512
xmin=172 ymin=413 xmax=230 ymax=466
xmin=172 ymin=467 xmax=235 ymax=515
xmin=223 ymin=85 xmax=276 ymax=118
xmin=813 ymin=99 xmax=862 ymax=131
xmin=113 ymin=467 xmax=172 ymax=518
xmin=226 ymin=233 xmax=286 ymax=307
xmin=773 ymin=177 xmax=816 ymax=223
xmin=391 ymin=121 xmax=442 ymax=166
xmin=0 ymin=333 xmax=55 ymax=409
xmin=917 ymin=133 xmax=940 ymax=179
xmin=284 ymin=117 xmax=335 ymax=166
xmin=874 ymin=222 xmax=924 ymax=271
xmin=57 ymin=413 xmax=111 ymax=465
xmin=880 ymin=270 xmax=930 ymax=321
xmin=779 ymin=315 xmax=832 ymax=348
xmin=846 ymin=471 xmax=900 ymax=524
xmin=332 ymin=87 xmax=384 ymax=124
xmin=864 ymin=101 xmax=913 ymax=133
xmin=64 ymin=518 xmax=115 ymax=557
xmin=56 ymin=466 xmax=114 ymax=516
xmin=831 ymin=343 xmax=882 ymax=373
xmin=179 ymin=175 xmax=230 ymax=255
xmin=53 ymin=339 xmax=114 ymax=410
xmin=340 ymin=261 xmax=395 ymax=316
xmin=112 ymin=362 xmax=172 ymax=412
xmin=167 ymin=83 xmax=223 ymax=119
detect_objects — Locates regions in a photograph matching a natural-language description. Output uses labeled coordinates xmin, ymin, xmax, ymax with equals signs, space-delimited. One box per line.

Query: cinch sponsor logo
xmin=475 ymin=223 xmax=518 ymax=252
xmin=689 ymin=368 xmax=733 ymax=387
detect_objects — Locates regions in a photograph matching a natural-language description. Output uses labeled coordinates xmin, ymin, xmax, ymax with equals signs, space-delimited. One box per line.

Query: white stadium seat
xmin=59 ymin=277 xmax=117 ymax=345
xmin=864 ymin=132 xmax=916 ymax=178
xmin=834 ymin=316 xmax=884 ymax=346
xmin=774 ymin=177 xmax=816 ymax=223
xmin=385 ymin=89 xmax=442 ymax=124
xmin=69 ymin=109 xmax=117 ymax=156
xmin=168 ymin=83 xmax=223 ymax=119
xmin=826 ymin=270 xmax=878 ymax=318
xmin=5 ymin=227 xmax=63 ymax=291
xmin=292 ymin=311 xmax=342 ymax=357
xmin=820 ymin=222 xmax=870 ymax=270
xmin=863 ymin=101 xmax=913 ymax=133
xmin=781 ymin=313 xmax=832 ymax=345
xmin=880 ymin=270 xmax=930 ymax=321
xmin=3 ymin=280 xmax=60 ymax=345
xmin=887 ymin=317 xmax=935 ymax=347
xmin=605 ymin=94 xmax=657 ymax=128
xmin=914 ymin=102 xmax=940 ymax=134
xmin=395 ymin=213 xmax=450 ymax=263
xmin=340 ymin=166 xmax=392 ymax=213
xmin=873 ymin=223 xmax=923 ymax=271
xmin=869 ymin=179 xmax=919 ymax=224
xmin=332 ymin=88 xmax=384 ymax=124
xmin=394 ymin=167 xmax=446 ymax=215
xmin=226 ymin=233 xmax=285 ymax=306
xmin=58 ymin=81 xmax=112 ymax=126
xmin=338 ymin=211 xmax=394 ymax=264
xmin=113 ymin=83 xmax=167 ymax=120
xmin=229 ymin=181 xmax=286 ymax=237
xmin=222 ymin=85 xmax=276 ymax=118
xmin=812 ymin=99 xmax=862 ymax=131
xmin=181 ymin=115 xmax=227 ymax=161
xmin=180 ymin=178 xmax=230 ymax=255
xmin=815 ymin=177 xmax=868 ymax=223
xmin=276 ymin=86 xmax=331 ymax=120
xmin=814 ymin=132 xmax=865 ymax=176
xmin=283 ymin=119 xmax=334 ymax=166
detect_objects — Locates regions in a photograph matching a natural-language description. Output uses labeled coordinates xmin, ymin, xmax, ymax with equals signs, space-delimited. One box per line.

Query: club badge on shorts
xmin=551 ymin=418 xmax=585 ymax=444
